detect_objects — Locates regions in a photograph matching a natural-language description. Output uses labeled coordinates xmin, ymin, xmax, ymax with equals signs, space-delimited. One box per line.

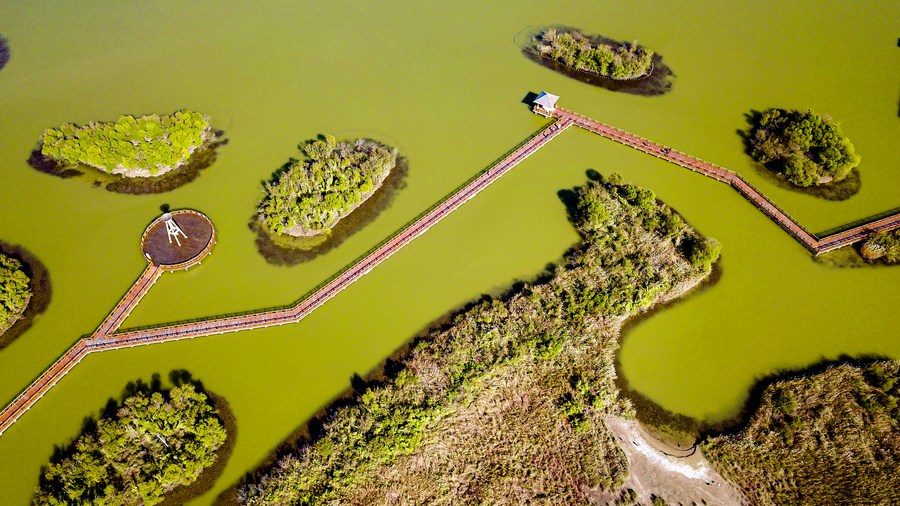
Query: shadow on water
xmin=0 ymin=35 xmax=9 ymax=71
xmin=251 ymin=155 xmax=409 ymax=265
xmin=38 ymin=371 xmax=236 ymax=505
xmin=0 ymin=241 xmax=51 ymax=350
xmin=27 ymin=132 xmax=229 ymax=194
xmin=515 ymin=26 xmax=675 ymax=96
xmin=738 ymin=110 xmax=861 ymax=201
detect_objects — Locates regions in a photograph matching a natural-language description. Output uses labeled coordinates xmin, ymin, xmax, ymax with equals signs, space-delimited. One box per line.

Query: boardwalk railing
xmin=2 ymin=104 xmax=898 ymax=437
xmin=554 ymin=107 xmax=900 ymax=254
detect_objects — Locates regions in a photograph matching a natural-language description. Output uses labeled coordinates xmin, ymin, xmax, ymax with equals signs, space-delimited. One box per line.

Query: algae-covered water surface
xmin=0 ymin=1 xmax=897 ymax=503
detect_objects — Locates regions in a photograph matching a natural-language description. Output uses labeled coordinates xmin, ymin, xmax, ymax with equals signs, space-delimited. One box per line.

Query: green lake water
xmin=0 ymin=1 xmax=898 ymax=503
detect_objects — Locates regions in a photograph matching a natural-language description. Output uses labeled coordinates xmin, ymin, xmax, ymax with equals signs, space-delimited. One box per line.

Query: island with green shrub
xmin=532 ymin=28 xmax=654 ymax=80
xmin=40 ymin=110 xmax=215 ymax=178
xmin=860 ymin=229 xmax=900 ymax=264
xmin=240 ymin=176 xmax=722 ymax=504
xmin=0 ymin=252 xmax=31 ymax=336
xmin=703 ymin=361 xmax=900 ymax=505
xmin=747 ymin=108 xmax=860 ymax=187
xmin=35 ymin=383 xmax=227 ymax=505
xmin=257 ymin=136 xmax=398 ymax=240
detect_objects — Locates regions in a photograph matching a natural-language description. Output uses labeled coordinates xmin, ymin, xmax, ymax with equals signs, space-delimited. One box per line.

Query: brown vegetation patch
xmin=236 ymin=176 xmax=721 ymax=504
xmin=703 ymin=361 xmax=900 ymax=505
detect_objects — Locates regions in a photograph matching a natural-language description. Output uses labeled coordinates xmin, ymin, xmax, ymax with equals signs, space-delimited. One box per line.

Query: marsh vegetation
xmin=703 ymin=361 xmax=900 ymax=505
xmin=239 ymin=176 xmax=719 ymax=504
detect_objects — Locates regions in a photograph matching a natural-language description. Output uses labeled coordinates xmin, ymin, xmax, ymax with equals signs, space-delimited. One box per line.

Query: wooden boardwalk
xmin=554 ymin=107 xmax=900 ymax=254
xmin=94 ymin=265 xmax=163 ymax=338
xmin=0 ymin=117 xmax=574 ymax=436
xmin=2 ymin=105 xmax=898 ymax=437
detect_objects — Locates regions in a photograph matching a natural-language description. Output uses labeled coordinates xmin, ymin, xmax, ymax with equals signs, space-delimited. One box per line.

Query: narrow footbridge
xmin=554 ymin=107 xmax=900 ymax=254
xmin=3 ymin=103 xmax=899 ymax=437
xmin=0 ymin=116 xmax=574 ymax=435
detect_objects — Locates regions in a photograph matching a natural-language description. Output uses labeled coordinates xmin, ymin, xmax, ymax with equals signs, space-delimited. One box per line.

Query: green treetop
xmin=860 ymin=229 xmax=900 ymax=264
xmin=41 ymin=110 xmax=213 ymax=178
xmin=258 ymin=136 xmax=398 ymax=237
xmin=35 ymin=384 xmax=226 ymax=506
xmin=0 ymin=253 xmax=31 ymax=333
xmin=534 ymin=28 xmax=654 ymax=80
xmin=748 ymin=108 xmax=860 ymax=187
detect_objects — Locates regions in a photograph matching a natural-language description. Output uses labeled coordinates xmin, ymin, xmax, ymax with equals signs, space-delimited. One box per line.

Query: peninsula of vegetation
xmin=0 ymin=252 xmax=31 ymax=336
xmin=532 ymin=28 xmax=654 ymax=80
xmin=747 ymin=108 xmax=860 ymax=187
xmin=40 ymin=110 xmax=215 ymax=178
xmin=860 ymin=229 xmax=900 ymax=264
xmin=703 ymin=361 xmax=900 ymax=505
xmin=240 ymin=176 xmax=722 ymax=504
xmin=35 ymin=384 xmax=226 ymax=505
xmin=257 ymin=136 xmax=398 ymax=239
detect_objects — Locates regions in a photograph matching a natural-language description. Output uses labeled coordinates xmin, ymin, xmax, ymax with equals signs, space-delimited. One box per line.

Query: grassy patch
xmin=703 ymin=361 xmax=900 ymax=505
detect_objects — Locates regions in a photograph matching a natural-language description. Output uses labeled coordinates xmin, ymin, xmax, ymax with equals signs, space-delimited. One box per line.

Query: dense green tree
xmin=41 ymin=110 xmax=213 ymax=178
xmin=0 ymin=252 xmax=31 ymax=333
xmin=258 ymin=136 xmax=398 ymax=238
xmin=35 ymin=384 xmax=226 ymax=505
xmin=748 ymin=108 xmax=860 ymax=187
xmin=534 ymin=29 xmax=654 ymax=80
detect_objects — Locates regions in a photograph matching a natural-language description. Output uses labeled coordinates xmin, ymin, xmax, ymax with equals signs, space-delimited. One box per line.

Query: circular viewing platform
xmin=140 ymin=210 xmax=215 ymax=270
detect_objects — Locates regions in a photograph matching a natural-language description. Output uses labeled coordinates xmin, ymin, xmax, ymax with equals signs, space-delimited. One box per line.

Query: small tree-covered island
xmin=35 ymin=384 xmax=226 ymax=505
xmin=747 ymin=108 xmax=860 ymax=187
xmin=532 ymin=28 xmax=654 ymax=80
xmin=40 ymin=110 xmax=216 ymax=179
xmin=257 ymin=136 xmax=398 ymax=242
xmin=0 ymin=252 xmax=31 ymax=336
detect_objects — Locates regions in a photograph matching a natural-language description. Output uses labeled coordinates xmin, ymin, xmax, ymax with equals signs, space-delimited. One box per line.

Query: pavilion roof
xmin=534 ymin=91 xmax=559 ymax=109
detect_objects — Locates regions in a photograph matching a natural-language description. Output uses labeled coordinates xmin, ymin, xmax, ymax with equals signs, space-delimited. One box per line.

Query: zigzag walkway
xmin=0 ymin=267 xmax=163 ymax=435
xmin=555 ymin=107 xmax=900 ymax=254
xmin=3 ymin=105 xmax=898 ymax=437
xmin=0 ymin=116 xmax=574 ymax=436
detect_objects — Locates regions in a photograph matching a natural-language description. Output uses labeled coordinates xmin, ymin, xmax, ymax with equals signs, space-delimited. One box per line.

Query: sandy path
xmin=596 ymin=416 xmax=748 ymax=505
